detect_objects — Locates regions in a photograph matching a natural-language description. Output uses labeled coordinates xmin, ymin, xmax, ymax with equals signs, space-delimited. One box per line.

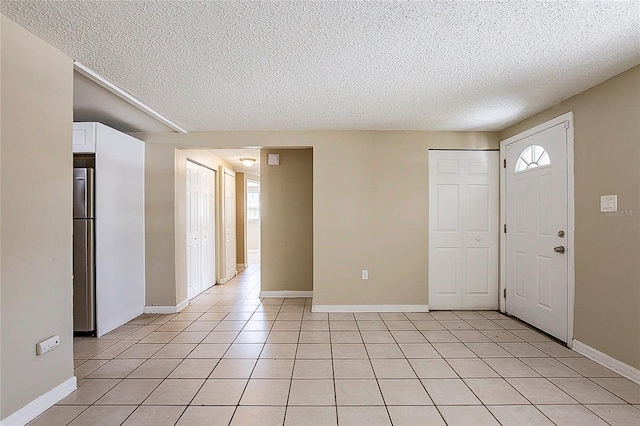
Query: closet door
xmin=428 ymin=150 xmax=499 ymax=310
xmin=186 ymin=161 xmax=202 ymax=300
xmin=187 ymin=161 xmax=217 ymax=299
xmin=223 ymin=169 xmax=237 ymax=282
xmin=201 ymin=168 xmax=216 ymax=291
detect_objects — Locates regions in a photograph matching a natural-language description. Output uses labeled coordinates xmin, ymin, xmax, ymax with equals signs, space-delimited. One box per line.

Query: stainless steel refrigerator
xmin=73 ymin=168 xmax=96 ymax=332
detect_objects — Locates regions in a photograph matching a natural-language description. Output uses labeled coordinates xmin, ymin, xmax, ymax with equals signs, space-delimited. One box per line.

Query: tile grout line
xmin=392 ymin=312 xmax=446 ymax=425
xmin=328 ymin=310 xmax=339 ymax=425
xmin=282 ymin=301 xmax=305 ymax=426
xmin=362 ymin=314 xmax=392 ymax=425
xmin=224 ymin=273 xmax=271 ymax=426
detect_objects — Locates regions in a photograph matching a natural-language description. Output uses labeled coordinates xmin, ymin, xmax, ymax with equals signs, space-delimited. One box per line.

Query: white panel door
xmin=223 ymin=170 xmax=237 ymax=281
xmin=201 ymin=169 xmax=216 ymax=291
xmin=505 ymin=121 xmax=569 ymax=342
xmin=429 ymin=150 xmax=499 ymax=310
xmin=186 ymin=162 xmax=202 ymax=300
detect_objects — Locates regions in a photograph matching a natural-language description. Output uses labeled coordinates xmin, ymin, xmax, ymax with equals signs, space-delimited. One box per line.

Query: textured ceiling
xmin=209 ymin=149 xmax=261 ymax=175
xmin=2 ymin=1 xmax=639 ymax=132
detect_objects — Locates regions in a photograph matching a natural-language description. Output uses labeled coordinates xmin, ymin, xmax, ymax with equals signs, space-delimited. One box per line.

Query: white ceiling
xmin=2 ymin=1 xmax=639 ymax=132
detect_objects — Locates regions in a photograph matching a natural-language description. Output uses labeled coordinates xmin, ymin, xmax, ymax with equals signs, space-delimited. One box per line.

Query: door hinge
xmin=503 ymin=224 xmax=507 ymax=234
xmin=503 ymin=159 xmax=506 ymax=168
xmin=503 ymin=288 xmax=507 ymax=298
xmin=564 ymin=121 xmax=570 ymax=129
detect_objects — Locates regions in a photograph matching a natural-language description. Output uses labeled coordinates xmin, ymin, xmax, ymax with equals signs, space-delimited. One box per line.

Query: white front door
xmin=429 ymin=150 xmax=499 ymax=310
xmin=503 ymin=115 xmax=571 ymax=342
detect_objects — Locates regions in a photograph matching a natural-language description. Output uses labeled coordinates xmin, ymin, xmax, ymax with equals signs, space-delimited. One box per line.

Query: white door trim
xmin=499 ymin=112 xmax=575 ymax=347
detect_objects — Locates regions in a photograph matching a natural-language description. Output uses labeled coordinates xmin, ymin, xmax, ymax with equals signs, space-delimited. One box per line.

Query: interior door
xmin=186 ymin=161 xmax=202 ymax=300
xmin=505 ymin=121 xmax=569 ymax=342
xmin=429 ymin=150 xmax=499 ymax=310
xmin=201 ymin=169 xmax=216 ymax=290
xmin=224 ymin=169 xmax=237 ymax=281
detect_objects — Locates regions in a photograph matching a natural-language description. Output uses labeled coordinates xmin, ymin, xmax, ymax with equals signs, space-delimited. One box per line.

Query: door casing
xmin=499 ymin=112 xmax=575 ymax=347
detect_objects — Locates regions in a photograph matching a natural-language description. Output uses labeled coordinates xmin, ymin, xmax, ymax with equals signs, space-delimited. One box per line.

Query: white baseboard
xmin=175 ymin=299 xmax=189 ymax=312
xmin=312 ymin=304 xmax=429 ymax=313
xmin=236 ymin=263 xmax=247 ymax=268
xmin=144 ymin=299 xmax=188 ymax=314
xmin=260 ymin=291 xmax=313 ymax=298
xmin=572 ymin=339 xmax=640 ymax=385
xmin=218 ymin=272 xmax=237 ymax=284
xmin=1 ymin=376 xmax=77 ymax=426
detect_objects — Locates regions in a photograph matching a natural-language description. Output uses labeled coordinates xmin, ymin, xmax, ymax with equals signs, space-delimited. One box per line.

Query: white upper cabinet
xmin=72 ymin=122 xmax=97 ymax=153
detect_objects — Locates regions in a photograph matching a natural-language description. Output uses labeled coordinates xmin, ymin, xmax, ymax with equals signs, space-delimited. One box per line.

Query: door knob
xmin=554 ymin=246 xmax=565 ymax=254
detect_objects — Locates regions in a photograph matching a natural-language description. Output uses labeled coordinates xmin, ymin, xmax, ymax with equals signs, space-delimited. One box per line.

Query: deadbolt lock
xmin=558 ymin=230 xmax=565 ymax=238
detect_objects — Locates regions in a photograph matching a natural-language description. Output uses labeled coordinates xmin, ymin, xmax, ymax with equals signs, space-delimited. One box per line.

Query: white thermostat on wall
xmin=267 ymin=153 xmax=280 ymax=166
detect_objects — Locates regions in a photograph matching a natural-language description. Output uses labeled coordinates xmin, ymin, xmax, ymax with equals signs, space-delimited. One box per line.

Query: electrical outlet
xmin=36 ymin=335 xmax=60 ymax=356
xmin=361 ymin=269 xmax=368 ymax=280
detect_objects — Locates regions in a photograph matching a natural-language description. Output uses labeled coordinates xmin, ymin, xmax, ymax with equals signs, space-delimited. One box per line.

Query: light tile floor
xmin=30 ymin=264 xmax=640 ymax=425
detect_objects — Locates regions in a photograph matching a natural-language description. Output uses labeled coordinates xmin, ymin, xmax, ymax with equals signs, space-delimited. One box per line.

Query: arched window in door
xmin=515 ymin=144 xmax=551 ymax=172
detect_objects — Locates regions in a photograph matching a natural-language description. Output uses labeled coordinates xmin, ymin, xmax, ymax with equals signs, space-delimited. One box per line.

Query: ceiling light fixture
xmin=240 ymin=158 xmax=256 ymax=168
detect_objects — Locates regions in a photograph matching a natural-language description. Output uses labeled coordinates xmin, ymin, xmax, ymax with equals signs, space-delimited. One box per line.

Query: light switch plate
xmin=600 ymin=195 xmax=617 ymax=212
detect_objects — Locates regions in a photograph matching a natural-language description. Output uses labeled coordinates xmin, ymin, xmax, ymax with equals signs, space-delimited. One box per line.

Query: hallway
xmin=30 ymin=264 xmax=639 ymax=425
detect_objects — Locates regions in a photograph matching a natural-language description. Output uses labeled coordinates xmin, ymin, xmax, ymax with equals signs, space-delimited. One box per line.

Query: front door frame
xmin=499 ymin=112 xmax=575 ymax=347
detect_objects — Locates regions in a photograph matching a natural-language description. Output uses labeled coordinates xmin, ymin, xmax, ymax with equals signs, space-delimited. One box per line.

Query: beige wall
xmin=235 ymin=172 xmax=246 ymax=266
xmin=145 ymin=143 xmax=178 ymax=306
xmin=1 ymin=17 xmax=74 ymax=419
xmin=313 ymin=132 xmax=500 ymax=305
xmin=261 ymin=149 xmax=313 ymax=292
xmin=501 ymin=66 xmax=640 ymax=369
xmin=136 ymin=131 xmax=499 ymax=306
xmin=145 ymin=147 xmax=233 ymax=306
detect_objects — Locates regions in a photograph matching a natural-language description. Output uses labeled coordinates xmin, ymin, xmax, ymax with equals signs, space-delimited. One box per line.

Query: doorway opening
xmin=246 ymin=179 xmax=261 ymax=265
